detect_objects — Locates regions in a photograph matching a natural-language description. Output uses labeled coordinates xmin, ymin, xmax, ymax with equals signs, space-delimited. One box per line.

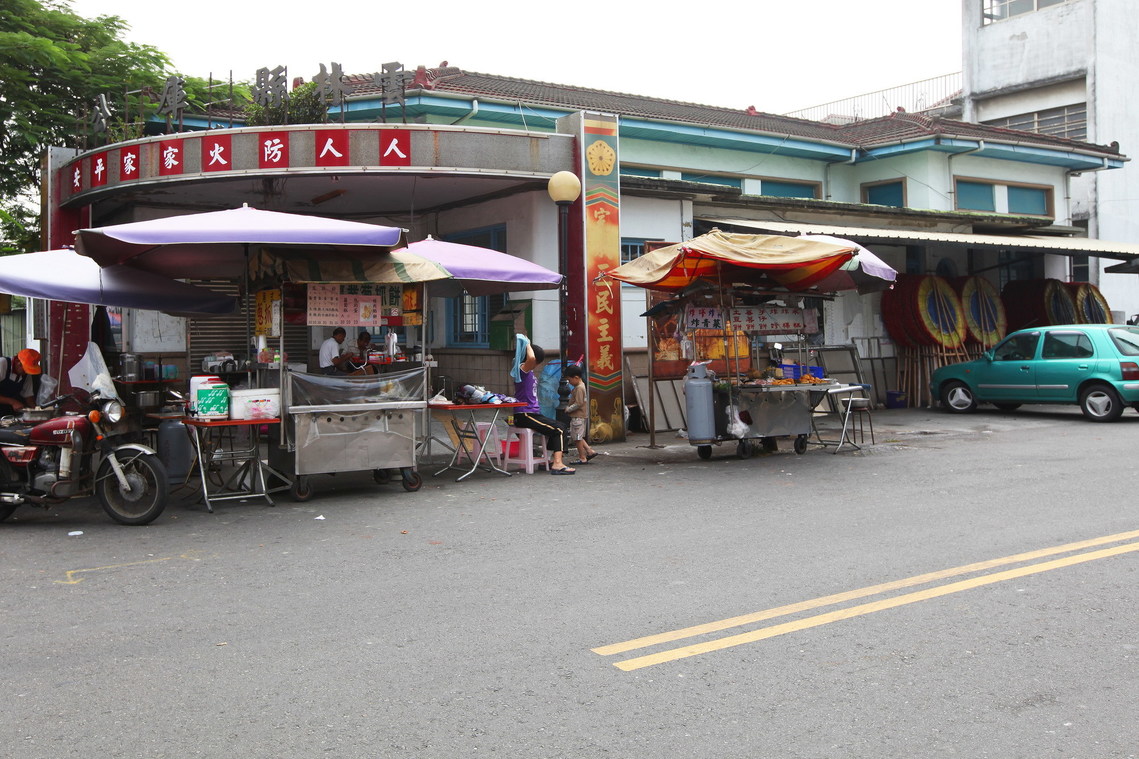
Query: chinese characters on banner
xmin=254 ymin=290 xmax=281 ymax=336
xmin=683 ymin=305 xmax=808 ymax=334
xmin=729 ymin=306 xmax=809 ymax=334
xmin=306 ymin=284 xmax=404 ymax=327
xmin=580 ymin=113 xmax=624 ymax=441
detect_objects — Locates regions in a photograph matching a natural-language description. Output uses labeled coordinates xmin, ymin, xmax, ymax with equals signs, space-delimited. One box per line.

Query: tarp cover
xmin=607 ymin=230 xmax=856 ymax=293
xmin=0 ymin=249 xmax=237 ymax=314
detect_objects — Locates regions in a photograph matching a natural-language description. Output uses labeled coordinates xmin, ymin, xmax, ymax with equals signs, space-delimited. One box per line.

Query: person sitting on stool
xmin=511 ymin=341 xmax=574 ymax=475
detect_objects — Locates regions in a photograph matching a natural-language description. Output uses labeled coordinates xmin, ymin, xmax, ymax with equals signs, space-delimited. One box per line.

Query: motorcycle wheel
xmin=96 ymin=451 xmax=169 ymax=526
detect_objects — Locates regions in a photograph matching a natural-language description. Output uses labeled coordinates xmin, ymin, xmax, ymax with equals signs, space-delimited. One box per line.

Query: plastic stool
xmin=456 ymin=421 xmax=503 ymax=466
xmin=502 ymin=426 xmax=550 ymax=474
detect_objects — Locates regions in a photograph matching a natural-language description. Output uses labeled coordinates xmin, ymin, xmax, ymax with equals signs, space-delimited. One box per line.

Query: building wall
xmin=617 ymin=195 xmax=689 ymax=349
xmin=962 ymin=0 xmax=1139 ymax=318
xmin=1088 ymin=0 xmax=1139 ymax=315
xmin=963 ymin=0 xmax=1091 ymax=104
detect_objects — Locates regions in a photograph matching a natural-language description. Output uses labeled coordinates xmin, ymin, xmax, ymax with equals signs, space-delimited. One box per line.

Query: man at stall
xmin=342 ymin=331 xmax=378 ymax=375
xmin=318 ymin=328 xmax=352 ymax=375
xmin=0 ymin=348 xmax=41 ymax=415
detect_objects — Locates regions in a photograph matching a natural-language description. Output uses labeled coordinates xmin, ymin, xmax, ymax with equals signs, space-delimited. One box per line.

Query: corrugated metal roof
xmin=701 ymin=218 xmax=1139 ymax=261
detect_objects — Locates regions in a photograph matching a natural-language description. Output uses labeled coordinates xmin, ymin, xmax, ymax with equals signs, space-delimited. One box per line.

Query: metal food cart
xmin=604 ymin=230 xmax=896 ymax=460
xmin=283 ymin=366 xmax=426 ymax=499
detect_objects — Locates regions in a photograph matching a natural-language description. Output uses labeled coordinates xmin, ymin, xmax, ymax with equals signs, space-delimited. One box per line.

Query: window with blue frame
xmin=1007 ymin=185 xmax=1051 ymax=216
xmin=680 ymin=172 xmax=742 ymax=189
xmin=620 ymin=166 xmax=661 ymax=178
xmin=955 ymin=180 xmax=996 ymax=212
xmin=863 ymin=180 xmax=905 ymax=207
xmin=619 ymin=238 xmax=663 ymax=285
xmin=759 ymin=179 xmax=819 ymax=199
xmin=443 ymin=226 xmax=508 ymax=347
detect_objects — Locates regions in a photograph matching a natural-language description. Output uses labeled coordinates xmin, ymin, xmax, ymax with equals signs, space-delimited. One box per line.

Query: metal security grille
xmin=186 ymin=281 xmax=310 ymax=373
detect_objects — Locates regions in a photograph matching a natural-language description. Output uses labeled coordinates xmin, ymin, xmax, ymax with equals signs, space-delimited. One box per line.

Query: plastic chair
xmin=835 ymin=385 xmax=875 ymax=453
xmin=502 ymin=426 xmax=550 ymax=474
xmin=456 ymin=421 xmax=503 ymax=466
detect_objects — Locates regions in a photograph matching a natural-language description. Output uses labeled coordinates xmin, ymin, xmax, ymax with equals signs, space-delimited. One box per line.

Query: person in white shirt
xmin=318 ymin=328 xmax=350 ymax=375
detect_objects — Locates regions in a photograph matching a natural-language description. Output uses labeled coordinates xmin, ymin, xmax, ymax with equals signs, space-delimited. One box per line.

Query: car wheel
xmin=940 ymin=380 xmax=977 ymax=413
xmin=1079 ymin=384 xmax=1124 ymax=422
xmin=993 ymin=402 xmax=1021 ymax=412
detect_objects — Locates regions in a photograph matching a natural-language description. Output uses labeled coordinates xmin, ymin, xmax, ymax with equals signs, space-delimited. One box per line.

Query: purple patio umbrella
xmin=75 ymin=205 xmax=406 ymax=279
xmin=798 ymin=234 xmax=897 ymax=294
xmin=0 ymin=249 xmax=237 ymax=314
xmin=388 ymin=237 xmax=563 ymax=297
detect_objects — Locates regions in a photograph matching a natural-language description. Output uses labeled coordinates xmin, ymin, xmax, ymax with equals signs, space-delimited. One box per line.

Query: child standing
xmin=563 ymin=364 xmax=598 ymax=464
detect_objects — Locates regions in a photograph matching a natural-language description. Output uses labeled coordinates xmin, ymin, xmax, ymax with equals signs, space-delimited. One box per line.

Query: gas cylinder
xmin=157 ymin=418 xmax=193 ymax=482
xmin=685 ymin=362 xmax=716 ymax=443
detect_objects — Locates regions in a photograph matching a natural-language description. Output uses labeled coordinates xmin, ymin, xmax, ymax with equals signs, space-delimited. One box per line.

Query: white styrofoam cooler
xmin=228 ymin=388 xmax=281 ymax=420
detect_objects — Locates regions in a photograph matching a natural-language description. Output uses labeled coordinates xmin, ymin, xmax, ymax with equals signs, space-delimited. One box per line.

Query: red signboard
xmin=314 ymin=130 xmax=351 ymax=167
xmin=119 ymin=145 xmax=141 ymax=182
xmin=379 ymin=129 xmax=411 ymax=166
xmin=201 ymin=133 xmax=232 ymax=173
xmin=69 ymin=162 xmax=84 ymax=196
xmin=158 ymin=139 xmax=184 ymax=176
xmin=258 ymin=131 xmax=289 ymax=169
xmin=90 ymin=152 xmax=109 ymax=187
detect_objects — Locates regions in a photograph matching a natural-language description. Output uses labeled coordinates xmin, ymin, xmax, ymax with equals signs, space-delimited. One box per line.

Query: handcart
xmin=278 ymin=367 xmax=426 ymax=500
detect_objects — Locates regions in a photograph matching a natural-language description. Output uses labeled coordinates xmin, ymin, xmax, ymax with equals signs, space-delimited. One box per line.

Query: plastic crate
xmin=779 ymin=364 xmax=824 ymax=380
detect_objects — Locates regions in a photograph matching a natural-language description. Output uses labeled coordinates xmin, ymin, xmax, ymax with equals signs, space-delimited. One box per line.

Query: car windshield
xmin=1108 ymin=327 xmax=1139 ymax=356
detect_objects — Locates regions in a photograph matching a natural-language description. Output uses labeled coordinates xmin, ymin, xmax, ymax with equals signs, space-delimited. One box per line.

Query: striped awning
xmin=606 ymin=230 xmax=856 ymax=293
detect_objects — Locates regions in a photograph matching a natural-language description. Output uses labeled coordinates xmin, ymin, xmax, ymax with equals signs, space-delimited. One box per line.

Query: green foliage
xmin=245 ymin=81 xmax=330 ymax=127
xmin=0 ymin=0 xmax=171 ymax=202
xmin=0 ymin=202 xmax=39 ymax=255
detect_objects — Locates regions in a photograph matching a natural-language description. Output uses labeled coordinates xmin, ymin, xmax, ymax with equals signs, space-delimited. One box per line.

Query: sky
xmin=68 ymin=0 xmax=962 ymax=115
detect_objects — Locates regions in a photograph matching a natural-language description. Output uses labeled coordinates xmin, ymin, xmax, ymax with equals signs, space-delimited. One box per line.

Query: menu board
xmin=730 ymin=306 xmax=806 ymax=334
xmin=306 ymin=283 xmax=404 ymax=327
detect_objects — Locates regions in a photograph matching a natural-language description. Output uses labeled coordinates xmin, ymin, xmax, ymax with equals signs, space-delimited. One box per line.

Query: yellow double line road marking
xmin=594 ymin=529 xmax=1139 ymax=671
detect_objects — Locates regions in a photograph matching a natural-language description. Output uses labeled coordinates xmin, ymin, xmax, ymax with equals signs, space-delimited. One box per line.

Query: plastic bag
xmin=36 ymin=374 xmax=58 ymax=406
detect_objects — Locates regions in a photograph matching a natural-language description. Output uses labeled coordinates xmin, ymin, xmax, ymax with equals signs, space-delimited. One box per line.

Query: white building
xmin=960 ymin=0 xmax=1139 ymax=319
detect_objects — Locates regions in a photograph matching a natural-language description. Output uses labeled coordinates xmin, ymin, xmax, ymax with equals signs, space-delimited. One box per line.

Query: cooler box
xmin=190 ymin=375 xmax=229 ymax=419
xmin=229 ymin=388 xmax=281 ymax=420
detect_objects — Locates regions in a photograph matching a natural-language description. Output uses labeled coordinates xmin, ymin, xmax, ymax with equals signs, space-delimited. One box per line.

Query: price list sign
xmin=306 ymin=284 xmax=404 ymax=327
xmin=730 ymin=306 xmax=806 ymax=334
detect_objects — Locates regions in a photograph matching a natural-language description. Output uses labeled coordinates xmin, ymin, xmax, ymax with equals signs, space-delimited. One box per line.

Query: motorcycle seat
xmin=0 ymin=428 xmax=31 ymax=444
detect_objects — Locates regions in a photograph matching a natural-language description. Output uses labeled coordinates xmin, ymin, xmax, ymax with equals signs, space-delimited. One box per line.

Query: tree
xmin=245 ymin=81 xmax=329 ymax=127
xmin=0 ymin=0 xmax=169 ymax=249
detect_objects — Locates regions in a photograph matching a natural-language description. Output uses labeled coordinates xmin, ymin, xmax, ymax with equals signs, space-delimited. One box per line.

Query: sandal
xmin=550 ymin=466 xmax=576 ymax=475
xmin=585 ymin=452 xmax=598 ymax=461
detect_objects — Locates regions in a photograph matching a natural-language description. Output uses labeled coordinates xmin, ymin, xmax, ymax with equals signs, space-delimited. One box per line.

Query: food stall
xmin=606 ymin=230 xmax=896 ymax=459
xmin=20 ymin=207 xmax=562 ymax=505
xmin=254 ymin=236 xmax=562 ymax=495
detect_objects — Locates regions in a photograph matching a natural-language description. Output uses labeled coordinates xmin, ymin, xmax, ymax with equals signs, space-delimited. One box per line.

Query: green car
xmin=930 ymin=324 xmax=1139 ymax=422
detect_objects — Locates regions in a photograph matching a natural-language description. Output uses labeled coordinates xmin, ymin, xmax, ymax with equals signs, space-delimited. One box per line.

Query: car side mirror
xmin=983 ymin=350 xmax=994 ymax=362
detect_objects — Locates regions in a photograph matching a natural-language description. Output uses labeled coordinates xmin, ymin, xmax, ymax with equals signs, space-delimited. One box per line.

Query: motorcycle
xmin=0 ymin=391 xmax=169 ymax=525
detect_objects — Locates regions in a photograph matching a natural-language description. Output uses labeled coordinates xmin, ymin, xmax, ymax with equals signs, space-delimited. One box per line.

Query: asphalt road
xmin=2 ymin=406 xmax=1137 ymax=758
